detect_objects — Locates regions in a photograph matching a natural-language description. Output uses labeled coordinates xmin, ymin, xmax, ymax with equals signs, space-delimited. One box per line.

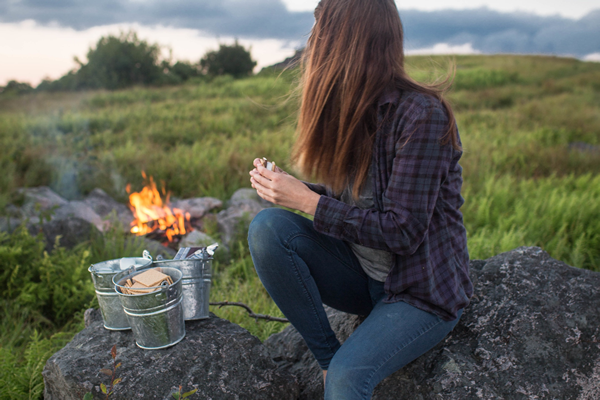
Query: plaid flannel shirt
xmin=307 ymin=88 xmax=473 ymax=321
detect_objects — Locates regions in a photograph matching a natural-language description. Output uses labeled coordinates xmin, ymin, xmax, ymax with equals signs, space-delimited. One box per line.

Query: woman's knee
xmin=248 ymin=208 xmax=300 ymax=259
xmin=325 ymin=359 xmax=374 ymax=400
xmin=248 ymin=208 xmax=288 ymax=247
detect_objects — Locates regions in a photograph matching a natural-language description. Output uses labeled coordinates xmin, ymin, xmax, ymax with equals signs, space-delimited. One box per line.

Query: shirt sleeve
xmin=312 ymin=104 xmax=454 ymax=255
xmin=303 ymin=182 xmax=334 ymax=197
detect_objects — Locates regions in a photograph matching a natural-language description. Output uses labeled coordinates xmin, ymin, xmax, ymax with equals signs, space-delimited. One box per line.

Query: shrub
xmin=200 ymin=41 xmax=257 ymax=78
xmin=0 ymin=81 xmax=34 ymax=96
xmin=0 ymin=227 xmax=94 ymax=328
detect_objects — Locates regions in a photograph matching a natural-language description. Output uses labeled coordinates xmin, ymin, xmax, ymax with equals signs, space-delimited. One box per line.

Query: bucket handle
xmin=153 ymin=281 xmax=171 ymax=299
xmin=142 ymin=250 xmax=153 ymax=261
xmin=207 ymin=243 xmax=218 ymax=256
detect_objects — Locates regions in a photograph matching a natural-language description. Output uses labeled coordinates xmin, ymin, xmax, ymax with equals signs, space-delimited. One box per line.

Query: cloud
xmin=400 ymin=8 xmax=600 ymax=56
xmin=0 ymin=1 xmax=598 ymax=56
xmin=0 ymin=0 xmax=314 ymax=39
xmin=406 ymin=43 xmax=481 ymax=56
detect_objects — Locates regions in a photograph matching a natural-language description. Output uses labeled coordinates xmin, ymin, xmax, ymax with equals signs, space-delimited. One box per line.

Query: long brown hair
xmin=292 ymin=0 xmax=459 ymax=198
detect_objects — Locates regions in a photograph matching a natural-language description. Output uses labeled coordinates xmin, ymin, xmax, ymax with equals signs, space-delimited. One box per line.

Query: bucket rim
xmin=113 ymin=267 xmax=183 ymax=296
xmin=151 ymin=258 xmax=212 ymax=266
xmin=89 ymin=256 xmax=152 ymax=275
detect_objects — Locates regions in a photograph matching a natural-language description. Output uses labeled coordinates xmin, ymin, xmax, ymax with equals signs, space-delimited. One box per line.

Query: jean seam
xmin=283 ymin=232 xmax=366 ymax=281
xmin=283 ymin=235 xmax=339 ymax=363
xmin=361 ymin=318 xmax=444 ymax=397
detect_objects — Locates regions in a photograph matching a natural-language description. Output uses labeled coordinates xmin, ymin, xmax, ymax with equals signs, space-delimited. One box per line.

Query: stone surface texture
xmin=43 ymin=310 xmax=299 ymax=400
xmin=18 ymin=186 xmax=68 ymax=217
xmin=0 ymin=217 xmax=23 ymax=234
xmin=227 ymin=188 xmax=273 ymax=209
xmin=264 ymin=247 xmax=600 ymax=400
xmin=179 ymin=230 xmax=216 ymax=248
xmin=217 ymin=189 xmax=272 ymax=248
xmin=265 ymin=307 xmax=363 ymax=399
xmin=84 ymin=188 xmax=134 ymax=230
xmin=136 ymin=237 xmax=178 ymax=259
xmin=30 ymin=217 xmax=101 ymax=252
xmin=54 ymin=201 xmax=106 ymax=232
xmin=171 ymin=197 xmax=223 ymax=220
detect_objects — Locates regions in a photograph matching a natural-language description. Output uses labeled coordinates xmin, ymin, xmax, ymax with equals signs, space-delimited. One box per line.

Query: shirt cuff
xmin=312 ymin=195 xmax=353 ymax=239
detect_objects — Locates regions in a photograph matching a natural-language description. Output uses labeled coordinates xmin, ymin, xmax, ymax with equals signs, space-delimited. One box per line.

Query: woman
xmin=248 ymin=0 xmax=473 ymax=398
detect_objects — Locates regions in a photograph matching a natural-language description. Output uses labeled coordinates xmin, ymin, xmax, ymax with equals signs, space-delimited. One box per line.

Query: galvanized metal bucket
xmin=153 ymin=245 xmax=216 ymax=320
xmin=88 ymin=251 xmax=153 ymax=330
xmin=113 ymin=267 xmax=185 ymax=350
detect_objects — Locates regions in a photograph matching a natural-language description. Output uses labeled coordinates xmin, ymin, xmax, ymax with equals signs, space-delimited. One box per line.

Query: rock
xmin=228 ymin=188 xmax=273 ymax=209
xmin=217 ymin=189 xmax=272 ymax=248
xmin=84 ymin=188 xmax=134 ymax=230
xmin=569 ymin=142 xmax=600 ymax=153
xmin=54 ymin=201 xmax=106 ymax=232
xmin=18 ymin=186 xmax=67 ymax=217
xmin=0 ymin=217 xmax=23 ymax=233
xmin=43 ymin=309 xmax=300 ymax=400
xmin=265 ymin=307 xmax=363 ymax=399
xmin=29 ymin=217 xmax=101 ymax=252
xmin=264 ymin=247 xmax=600 ymax=400
xmin=126 ymin=237 xmax=177 ymax=259
xmin=171 ymin=197 xmax=223 ymax=220
xmin=179 ymin=230 xmax=216 ymax=248
xmin=84 ymin=308 xmax=103 ymax=328
xmin=4 ymin=204 xmax=22 ymax=218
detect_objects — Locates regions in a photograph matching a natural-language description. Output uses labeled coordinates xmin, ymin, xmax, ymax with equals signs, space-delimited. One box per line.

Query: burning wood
xmin=127 ymin=172 xmax=192 ymax=243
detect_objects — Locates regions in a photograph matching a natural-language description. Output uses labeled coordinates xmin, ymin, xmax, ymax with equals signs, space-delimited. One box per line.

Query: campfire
xmin=127 ymin=172 xmax=192 ymax=244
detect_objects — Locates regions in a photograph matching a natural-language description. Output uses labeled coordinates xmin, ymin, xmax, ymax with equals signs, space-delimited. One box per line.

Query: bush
xmin=169 ymin=61 xmax=202 ymax=82
xmin=0 ymin=227 xmax=94 ymax=328
xmin=200 ymin=41 xmax=257 ymax=78
xmin=37 ymin=31 xmax=165 ymax=91
xmin=0 ymin=81 xmax=34 ymax=96
xmin=78 ymin=31 xmax=164 ymax=90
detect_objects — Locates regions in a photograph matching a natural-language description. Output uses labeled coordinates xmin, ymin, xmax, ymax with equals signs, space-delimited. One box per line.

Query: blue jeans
xmin=248 ymin=208 xmax=462 ymax=400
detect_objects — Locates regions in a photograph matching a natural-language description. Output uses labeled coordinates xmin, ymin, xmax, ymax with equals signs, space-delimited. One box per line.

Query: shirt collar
xmin=377 ymin=85 xmax=400 ymax=107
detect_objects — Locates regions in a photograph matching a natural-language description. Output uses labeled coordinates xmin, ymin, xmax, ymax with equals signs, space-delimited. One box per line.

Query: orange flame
xmin=127 ymin=172 xmax=191 ymax=242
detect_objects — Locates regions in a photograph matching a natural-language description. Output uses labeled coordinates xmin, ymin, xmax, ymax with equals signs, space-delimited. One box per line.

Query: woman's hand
xmin=249 ymin=158 xmax=321 ymax=216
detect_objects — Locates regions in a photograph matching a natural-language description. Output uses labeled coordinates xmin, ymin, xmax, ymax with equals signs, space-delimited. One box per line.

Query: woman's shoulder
xmin=398 ymin=91 xmax=446 ymax=120
xmin=379 ymin=87 xmax=447 ymax=120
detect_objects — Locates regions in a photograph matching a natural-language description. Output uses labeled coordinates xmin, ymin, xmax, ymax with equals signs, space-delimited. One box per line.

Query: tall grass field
xmin=1 ymin=55 xmax=599 ymax=398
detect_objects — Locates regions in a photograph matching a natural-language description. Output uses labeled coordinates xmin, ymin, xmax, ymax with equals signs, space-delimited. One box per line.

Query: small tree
xmin=77 ymin=31 xmax=163 ymax=90
xmin=200 ymin=41 xmax=257 ymax=78
xmin=169 ymin=61 xmax=202 ymax=81
xmin=0 ymin=80 xmax=33 ymax=95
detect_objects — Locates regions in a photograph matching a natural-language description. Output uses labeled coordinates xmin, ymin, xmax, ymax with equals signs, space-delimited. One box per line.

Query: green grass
xmin=0 ymin=55 xmax=599 ymax=398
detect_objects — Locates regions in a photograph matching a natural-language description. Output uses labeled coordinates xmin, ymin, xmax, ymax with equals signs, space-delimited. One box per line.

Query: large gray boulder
xmin=27 ymin=217 xmax=101 ymax=252
xmin=265 ymin=307 xmax=362 ymax=399
xmin=171 ymin=197 xmax=223 ymax=220
xmin=14 ymin=187 xmax=106 ymax=232
xmin=217 ymin=189 xmax=272 ymax=248
xmin=0 ymin=217 xmax=23 ymax=233
xmin=84 ymin=188 xmax=134 ymax=230
xmin=43 ymin=309 xmax=299 ymax=400
xmin=54 ymin=201 xmax=106 ymax=232
xmin=18 ymin=186 xmax=68 ymax=217
xmin=227 ymin=188 xmax=273 ymax=209
xmin=179 ymin=230 xmax=217 ymax=248
xmin=264 ymin=247 xmax=600 ymax=400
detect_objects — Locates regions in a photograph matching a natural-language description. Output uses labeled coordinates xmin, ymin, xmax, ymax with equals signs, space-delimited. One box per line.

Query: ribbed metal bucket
xmin=113 ymin=267 xmax=185 ymax=350
xmin=152 ymin=258 xmax=212 ymax=321
xmin=88 ymin=253 xmax=152 ymax=330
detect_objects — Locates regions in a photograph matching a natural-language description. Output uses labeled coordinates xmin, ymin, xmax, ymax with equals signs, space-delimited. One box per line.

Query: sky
xmin=284 ymin=0 xmax=597 ymax=19
xmin=1 ymin=0 xmax=599 ymax=86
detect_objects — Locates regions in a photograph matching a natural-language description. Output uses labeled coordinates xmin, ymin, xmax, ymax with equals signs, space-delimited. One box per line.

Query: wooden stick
xmin=209 ymin=301 xmax=289 ymax=323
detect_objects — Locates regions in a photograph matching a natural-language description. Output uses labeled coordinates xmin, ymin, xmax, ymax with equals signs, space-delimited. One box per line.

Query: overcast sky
xmin=1 ymin=0 xmax=599 ymax=86
xmin=285 ymin=0 xmax=597 ymax=19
